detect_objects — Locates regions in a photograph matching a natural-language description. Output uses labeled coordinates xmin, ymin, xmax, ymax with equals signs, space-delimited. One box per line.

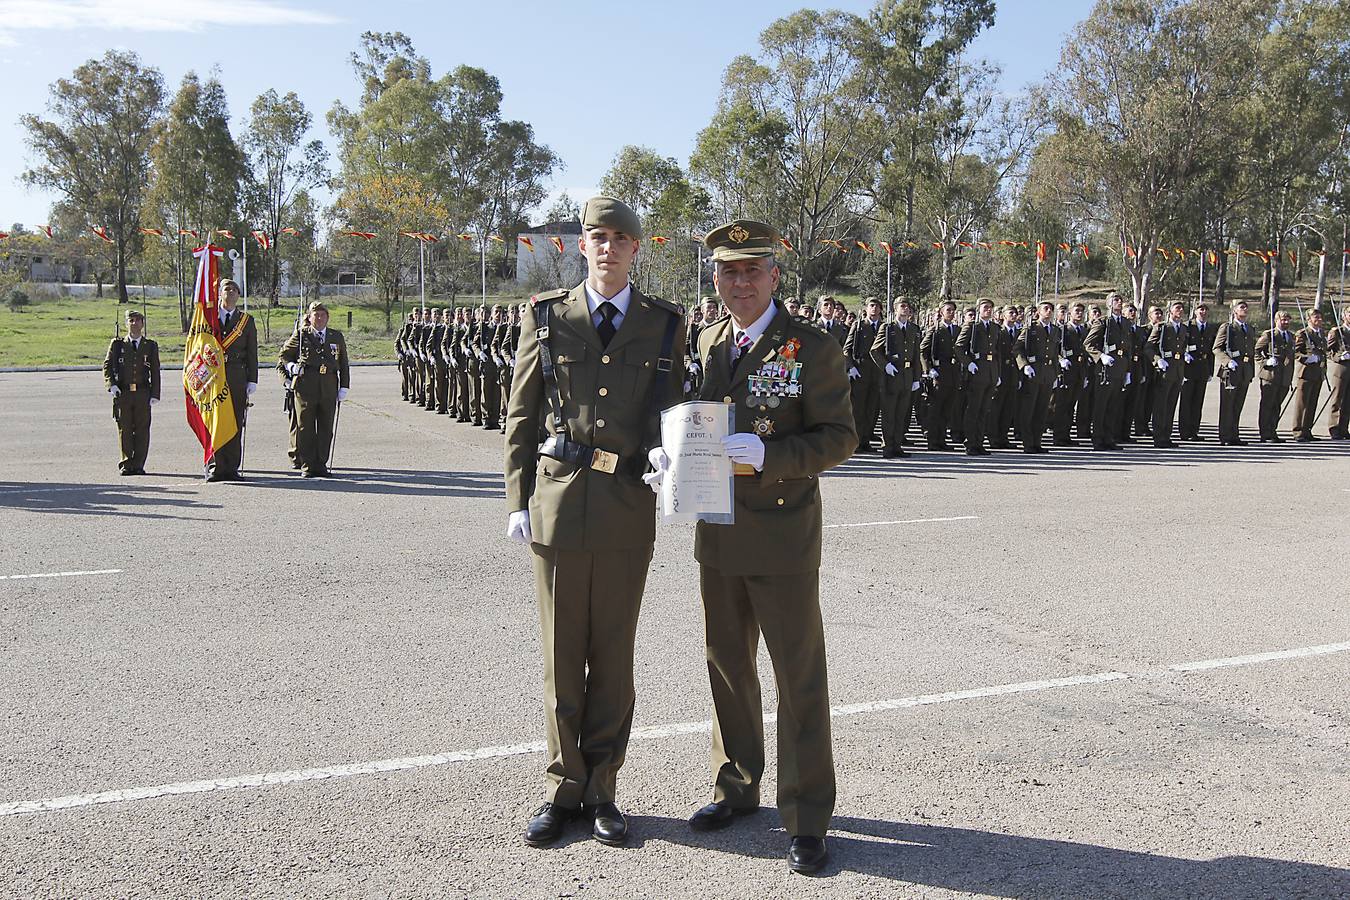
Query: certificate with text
xmin=659 ymin=401 xmax=735 ymax=525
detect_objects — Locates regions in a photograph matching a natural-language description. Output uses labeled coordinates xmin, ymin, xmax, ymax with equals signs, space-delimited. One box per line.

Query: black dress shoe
xmin=1052 ymin=438 xmax=1077 ymax=446
xmin=524 ymin=803 xmax=578 ymax=847
xmin=1232 ymin=439 xmax=1248 ymax=446
xmin=584 ymin=802 xmax=628 ymax=846
xmin=1154 ymin=441 xmax=1179 ymax=449
xmin=929 ymin=443 xmax=954 ymax=452
xmin=788 ymin=836 xmax=829 ymax=875
xmin=689 ymin=801 xmax=759 ymax=832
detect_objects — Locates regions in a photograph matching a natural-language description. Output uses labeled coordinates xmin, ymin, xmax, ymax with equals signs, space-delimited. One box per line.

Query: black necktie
xmin=597 ymin=302 xmax=618 ymax=347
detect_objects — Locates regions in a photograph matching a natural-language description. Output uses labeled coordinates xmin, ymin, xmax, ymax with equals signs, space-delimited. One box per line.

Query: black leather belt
xmin=539 ymin=436 xmax=639 ymax=476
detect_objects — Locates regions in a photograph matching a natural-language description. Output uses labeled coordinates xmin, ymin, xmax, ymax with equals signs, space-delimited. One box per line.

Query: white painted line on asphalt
xmin=0 ymin=569 xmax=122 ymax=582
xmin=824 ymin=515 xmax=978 ymax=529
xmin=1167 ymin=640 xmax=1350 ymax=672
xmin=3 ymin=640 xmax=1346 ymax=818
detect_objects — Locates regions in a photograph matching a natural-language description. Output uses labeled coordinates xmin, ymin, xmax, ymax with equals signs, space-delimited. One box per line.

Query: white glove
xmin=1100 ymin=353 xmax=1115 ymax=366
xmin=109 ymin=385 xmax=120 ymax=397
xmin=1264 ymin=357 xmax=1277 ymax=368
xmin=1125 ymin=372 xmax=1132 ymax=386
xmin=246 ymin=382 xmax=257 ymax=396
xmin=1184 ymin=352 xmax=1194 ymax=363
xmin=337 ymin=387 xmax=349 ymax=402
xmin=1341 ymin=351 xmax=1350 ymax=361
xmin=287 ymin=362 xmax=302 ymax=377
xmin=1306 ymin=353 xmax=1321 ymax=364
xmin=689 ymin=361 xmax=701 ymax=375
xmin=928 ymin=368 xmax=938 ymax=379
xmin=1022 ymin=365 xmax=1034 ymax=377
xmin=996 ymin=377 xmax=1002 ymax=388
xmin=1227 ymin=359 xmax=1239 ymax=371
xmin=506 ymin=509 xmax=531 ymax=544
xmin=1157 ymin=358 xmax=1169 ymax=371
xmin=642 ymin=447 xmax=670 ymax=493
xmin=910 ymin=381 xmax=920 ymax=392
xmin=885 ymin=363 xmax=898 ymax=376
xmin=149 ymin=397 xmax=158 ymax=406
xmin=722 ymin=433 xmax=766 ymax=472
xmin=1059 ymin=358 xmax=1070 ymax=370
xmin=848 ymin=366 xmax=861 ymax=380
xmin=967 ymin=362 xmax=978 ymax=374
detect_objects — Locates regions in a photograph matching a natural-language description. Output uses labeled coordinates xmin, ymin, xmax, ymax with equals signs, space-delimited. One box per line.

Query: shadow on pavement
xmin=626 ymin=813 xmax=1350 ymax=897
xmin=0 ymin=481 xmax=220 ymax=521
xmin=231 ymin=467 xmax=505 ymax=500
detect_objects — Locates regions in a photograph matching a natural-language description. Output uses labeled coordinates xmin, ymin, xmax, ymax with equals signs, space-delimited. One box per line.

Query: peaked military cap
xmin=705 ymin=219 xmax=780 ymax=262
xmin=581 ymin=195 xmax=642 ymax=240
xmin=308 ymin=301 xmax=328 ymax=313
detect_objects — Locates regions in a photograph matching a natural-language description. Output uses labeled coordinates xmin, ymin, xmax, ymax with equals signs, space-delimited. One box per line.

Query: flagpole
xmin=1198 ymin=250 xmax=1205 ymax=307
xmin=886 ymin=246 xmax=893 ymax=306
xmin=420 ymin=237 xmax=426 ymax=311
xmin=480 ymin=238 xmax=487 ymax=305
xmin=240 ymin=234 xmax=248 ymax=313
xmin=1034 ymin=254 xmax=1042 ymax=302
xmin=1053 ymin=248 xmax=1061 ymax=299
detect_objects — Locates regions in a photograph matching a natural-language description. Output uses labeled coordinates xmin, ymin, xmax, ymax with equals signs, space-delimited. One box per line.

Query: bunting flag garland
xmin=1036 ymin=240 xmax=1046 ymax=262
xmin=342 ymin=231 xmax=377 ymax=240
xmin=1207 ymin=250 xmax=1218 ymax=266
xmin=0 ymin=232 xmax=9 ymax=240
xmin=1081 ymin=245 xmax=1090 ymax=259
xmin=252 ymin=230 xmax=270 ymax=249
xmin=977 ymin=241 xmax=992 ymax=250
xmin=281 ymin=227 xmax=301 ymax=236
xmin=399 ymin=231 xmax=437 ymax=243
xmin=216 ymin=229 xmax=236 ymax=239
xmin=140 ymin=227 xmax=164 ymax=237
xmin=856 ymin=240 xmax=873 ymax=253
xmin=779 ymin=237 xmax=795 ymax=252
xmin=549 ymin=236 xmax=565 ymax=253
xmin=518 ymin=236 xmax=534 ymax=252
xmin=179 ymin=229 xmax=198 ymax=239
xmin=878 ymin=241 xmax=893 ymax=256
xmin=1058 ymin=242 xmax=1070 ymax=252
xmin=650 ymin=236 xmax=668 ymax=245
xmin=489 ymin=235 xmax=505 ymax=244
xmin=40 ymin=225 xmax=53 ymax=239
xmin=91 ymin=226 xmax=113 ymax=242
xmin=456 ymin=233 xmax=474 ymax=241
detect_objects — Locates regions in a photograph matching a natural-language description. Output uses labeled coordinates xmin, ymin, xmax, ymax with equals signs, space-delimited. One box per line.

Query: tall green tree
xmin=243 ymin=89 xmax=330 ymax=306
xmin=147 ymin=71 xmax=247 ymax=329
xmin=21 ymin=50 xmax=165 ymax=303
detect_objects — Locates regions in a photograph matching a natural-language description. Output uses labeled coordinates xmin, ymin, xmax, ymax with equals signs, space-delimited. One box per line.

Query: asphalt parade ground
xmin=2 ymin=367 xmax=1348 ymax=899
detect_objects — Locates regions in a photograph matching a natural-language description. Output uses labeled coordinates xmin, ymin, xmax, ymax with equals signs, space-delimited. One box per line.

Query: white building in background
xmin=515 ymin=221 xmax=585 ymax=286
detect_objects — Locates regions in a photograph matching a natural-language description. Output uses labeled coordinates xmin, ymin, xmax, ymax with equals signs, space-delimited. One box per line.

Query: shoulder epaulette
xmin=708 ymin=312 xmax=732 ymax=327
xmin=530 ymin=289 xmax=569 ymax=306
xmin=644 ymin=294 xmax=685 ymax=317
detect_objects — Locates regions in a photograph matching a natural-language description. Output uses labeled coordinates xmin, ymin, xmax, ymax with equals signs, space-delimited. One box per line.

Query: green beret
xmin=581 ymin=195 xmax=642 ymax=240
xmin=705 ymin=219 xmax=780 ymax=262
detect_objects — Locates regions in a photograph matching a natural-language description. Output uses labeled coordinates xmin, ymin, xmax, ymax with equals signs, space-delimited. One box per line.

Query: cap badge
xmin=728 ymin=225 xmax=750 ymax=244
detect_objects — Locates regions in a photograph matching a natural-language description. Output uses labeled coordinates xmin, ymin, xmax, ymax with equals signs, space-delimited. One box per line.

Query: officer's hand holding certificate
xmin=657 ymin=401 xmax=735 ymax=525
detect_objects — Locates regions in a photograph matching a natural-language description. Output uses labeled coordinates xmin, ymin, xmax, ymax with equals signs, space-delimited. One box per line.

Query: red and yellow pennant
xmin=140 ymin=227 xmax=164 ymax=237
xmin=856 ymin=240 xmax=873 ymax=253
xmin=91 ymin=226 xmax=113 ymax=243
xmin=549 ymin=236 xmax=564 ymax=253
xmin=650 ymin=236 xmax=669 ymax=245
xmin=179 ymin=229 xmax=199 ymax=239
xmin=779 ymin=237 xmax=795 ymax=252
xmin=1036 ymin=240 xmax=1047 ymax=262
xmin=518 ymin=236 xmax=534 ymax=252
xmin=182 ymin=244 xmax=238 ymax=465
xmin=878 ymin=241 xmax=893 ymax=256
xmin=343 ymin=231 xmax=377 ymax=240
xmin=0 ymin=232 xmax=9 ymax=240
xmin=281 ymin=227 xmax=301 ymax=236
xmin=216 ymin=229 xmax=236 ymax=239
xmin=1080 ymin=245 xmax=1090 ymax=259
xmin=489 ymin=234 xmax=505 ymax=244
xmin=252 ymin=230 xmax=270 ymax=249
xmin=456 ymin=233 xmax=474 ymax=241
xmin=40 ymin=225 xmax=53 ymax=239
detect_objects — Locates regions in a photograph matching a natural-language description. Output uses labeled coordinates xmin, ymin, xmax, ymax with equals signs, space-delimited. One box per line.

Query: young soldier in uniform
xmin=988 ymin=304 xmax=1021 ymax=449
xmin=1214 ymin=300 xmax=1256 ymax=445
xmin=1179 ymin=303 xmax=1216 ymax=441
xmin=396 ymin=311 xmax=416 ymax=401
xmin=844 ymin=297 xmax=885 ymax=452
xmin=1291 ymin=308 xmax=1328 ymax=442
xmin=279 ymin=302 xmax=350 ymax=477
xmin=869 ymin=298 xmax=922 ymax=457
xmin=1084 ymin=292 xmax=1134 ymax=451
xmin=1051 ymin=302 xmax=1089 ymax=446
xmin=504 ymin=197 xmax=686 ymax=849
xmin=1255 ymin=310 xmax=1296 ymax=442
xmin=102 ymin=309 xmax=161 ymax=475
xmin=429 ymin=309 xmax=450 ymax=414
xmin=919 ymin=300 xmax=960 ymax=451
xmin=453 ymin=307 xmax=473 ymax=423
xmin=957 ymin=299 xmax=1001 ymax=455
xmin=652 ymin=219 xmax=853 ymax=875
xmin=206 ymin=279 xmax=258 ymax=481
xmin=442 ymin=307 xmax=463 ymax=417
xmin=1015 ymin=301 xmax=1063 ymax=453
xmin=1118 ymin=302 xmax=1146 ymax=443
xmin=1147 ymin=301 xmax=1187 ymax=448
xmin=477 ymin=305 xmax=504 ymax=431
xmin=1327 ymin=306 xmax=1350 ymax=438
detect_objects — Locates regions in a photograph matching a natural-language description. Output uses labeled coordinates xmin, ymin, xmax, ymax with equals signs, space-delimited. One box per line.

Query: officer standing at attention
xmin=1084 ymin=292 xmax=1134 ymax=451
xmin=652 ymin=219 xmax=853 ymax=875
xmin=870 ymin=298 xmax=922 ymax=457
xmin=102 ymin=309 xmax=161 ymax=475
xmin=207 ymin=279 xmax=258 ymax=481
xmin=956 ymin=298 xmax=1001 ymax=455
xmin=1178 ymin=302 xmax=1216 ymax=441
xmin=1146 ymin=301 xmax=1187 ymax=448
xmin=919 ymin=299 xmax=961 ymax=451
xmin=1291 ymin=308 xmax=1328 ymax=442
xmin=503 ymin=196 xmax=686 ymax=849
xmin=1327 ymin=305 xmax=1350 ymax=439
xmin=279 ymin=302 xmax=350 ymax=477
xmin=1255 ymin=310 xmax=1295 ymax=443
xmin=1214 ymin=300 xmax=1256 ymax=446
xmin=844 ymin=297 xmax=885 ymax=452
xmin=1014 ymin=300 xmax=1063 ymax=453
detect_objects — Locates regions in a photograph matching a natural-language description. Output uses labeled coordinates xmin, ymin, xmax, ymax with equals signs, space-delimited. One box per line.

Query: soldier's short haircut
xmin=940 ymin=300 xmax=956 ymax=309
xmin=1195 ymin=302 xmax=1209 ymax=312
xmin=1071 ymin=302 xmax=1085 ymax=312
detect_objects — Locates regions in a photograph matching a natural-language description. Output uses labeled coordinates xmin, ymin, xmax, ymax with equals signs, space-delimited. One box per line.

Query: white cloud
xmin=0 ymin=0 xmax=340 ymax=38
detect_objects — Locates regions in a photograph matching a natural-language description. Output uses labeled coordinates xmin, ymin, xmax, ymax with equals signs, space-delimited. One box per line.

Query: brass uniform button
xmin=601 ymin=354 xmax=611 ymax=364
xmin=776 ymin=498 xmax=785 ymax=506
xmin=596 ymin=418 xmax=606 ymax=428
xmin=599 ymin=387 xmax=608 ymax=396
xmin=724 ymin=396 xmax=733 ymax=403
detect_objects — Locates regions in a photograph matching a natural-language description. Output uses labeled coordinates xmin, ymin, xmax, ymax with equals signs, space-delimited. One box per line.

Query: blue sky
xmin=0 ymin=0 xmax=1094 ymax=229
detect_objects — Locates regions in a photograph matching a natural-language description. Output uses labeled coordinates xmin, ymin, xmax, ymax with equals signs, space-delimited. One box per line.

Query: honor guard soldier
xmin=652 ymin=218 xmax=853 ymax=875
xmin=919 ymin=300 xmax=961 ymax=450
xmin=442 ymin=307 xmax=462 ymax=416
xmin=957 ymin=299 xmax=1002 ymax=455
xmin=281 ymin=313 xmax=308 ymax=468
xmin=1291 ymin=308 xmax=1328 ymax=442
xmin=1084 ymin=292 xmax=1134 ymax=450
xmin=1179 ymin=303 xmax=1217 ymax=441
xmin=1119 ymin=303 xmax=1148 ymax=442
xmin=988 ymin=305 xmax=1021 ymax=449
xmin=1214 ymin=300 xmax=1256 ymax=445
xmin=207 ymin=279 xmax=258 ymax=480
xmin=279 ymin=302 xmax=350 ymax=477
xmin=1015 ymin=301 xmax=1063 ymax=453
xmin=870 ymin=298 xmax=922 ymax=457
xmin=687 ymin=296 xmax=720 ymax=395
xmin=102 ymin=309 xmax=161 ymax=475
xmin=406 ymin=308 xmax=424 ymax=405
xmin=1051 ymin=302 xmax=1090 ymax=446
xmin=1255 ymin=310 xmax=1296 ymax=442
xmin=453 ymin=308 xmax=473 ymax=423
xmin=1327 ymin=306 xmax=1350 ymax=438
xmin=396 ymin=311 xmax=416 ymax=401
xmin=497 ymin=303 xmax=522 ymax=428
xmin=1147 ymin=301 xmax=1187 ymax=448
xmin=504 ymin=196 xmax=686 ymax=850
xmin=476 ymin=305 xmax=504 ymax=430
xmin=844 ymin=297 xmax=885 ymax=452
xmin=428 ymin=309 xmax=450 ymax=414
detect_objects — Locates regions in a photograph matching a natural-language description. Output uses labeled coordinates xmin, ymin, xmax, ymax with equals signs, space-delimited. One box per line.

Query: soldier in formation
xmin=102 ymin=309 xmax=161 ymax=475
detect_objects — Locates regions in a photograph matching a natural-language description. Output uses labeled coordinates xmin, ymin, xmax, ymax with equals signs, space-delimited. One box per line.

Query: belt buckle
xmin=129 ymin=383 xmax=137 ymax=392
xmin=590 ymin=449 xmax=618 ymax=474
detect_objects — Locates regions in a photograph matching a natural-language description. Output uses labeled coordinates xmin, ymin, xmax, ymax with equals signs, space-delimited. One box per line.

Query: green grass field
xmin=0 ymin=293 xmax=527 ymax=367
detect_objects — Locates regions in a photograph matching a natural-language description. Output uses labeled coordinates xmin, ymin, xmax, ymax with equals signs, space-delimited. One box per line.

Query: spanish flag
xmin=182 ymin=245 xmax=237 ymax=464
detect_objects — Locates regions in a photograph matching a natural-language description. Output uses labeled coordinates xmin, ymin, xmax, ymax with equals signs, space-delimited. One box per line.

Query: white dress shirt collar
xmin=584 ymin=281 xmax=632 ymax=319
xmin=733 ymin=300 xmax=779 ymax=347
